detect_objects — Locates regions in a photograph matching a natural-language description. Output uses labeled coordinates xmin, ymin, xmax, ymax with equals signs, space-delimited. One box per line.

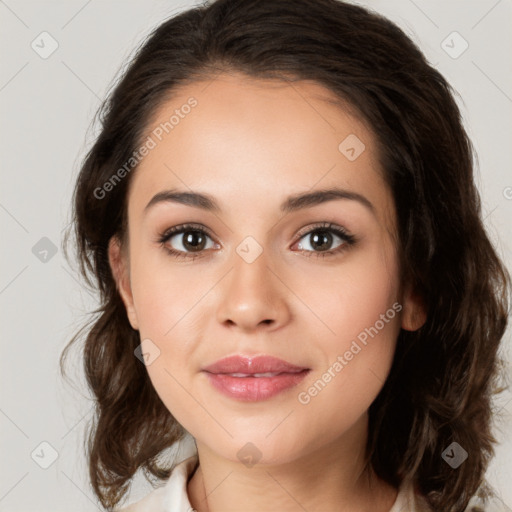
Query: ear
xmin=108 ymin=236 xmax=139 ymax=331
xmin=401 ymin=282 xmax=427 ymax=331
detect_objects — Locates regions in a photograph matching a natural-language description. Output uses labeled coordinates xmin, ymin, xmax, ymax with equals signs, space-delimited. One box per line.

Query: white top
xmin=115 ymin=455 xmax=436 ymax=512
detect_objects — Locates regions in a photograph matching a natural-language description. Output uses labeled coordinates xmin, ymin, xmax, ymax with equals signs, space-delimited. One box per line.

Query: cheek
xmin=130 ymin=251 xmax=200 ymax=338
xmin=304 ymin=240 xmax=400 ymax=349
xmin=295 ymin=243 xmax=401 ymax=415
xmin=127 ymin=252 xmax=205 ymax=403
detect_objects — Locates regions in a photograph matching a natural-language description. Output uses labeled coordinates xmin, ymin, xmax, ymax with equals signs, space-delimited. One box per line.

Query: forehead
xmin=128 ymin=71 xmax=394 ymax=227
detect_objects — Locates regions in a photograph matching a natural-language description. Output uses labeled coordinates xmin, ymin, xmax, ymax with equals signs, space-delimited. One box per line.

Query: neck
xmin=187 ymin=415 xmax=397 ymax=512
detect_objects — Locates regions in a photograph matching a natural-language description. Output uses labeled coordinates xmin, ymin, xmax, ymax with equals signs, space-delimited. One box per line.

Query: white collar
xmin=119 ymin=454 xmax=433 ymax=511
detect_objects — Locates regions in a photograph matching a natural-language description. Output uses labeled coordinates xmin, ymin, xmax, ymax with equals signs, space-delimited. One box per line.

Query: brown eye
xmin=298 ymin=230 xmax=337 ymax=252
xmin=295 ymin=224 xmax=356 ymax=257
xmin=158 ymin=224 xmax=218 ymax=259
xmin=178 ymin=230 xmax=208 ymax=252
xmin=163 ymin=229 xmax=215 ymax=253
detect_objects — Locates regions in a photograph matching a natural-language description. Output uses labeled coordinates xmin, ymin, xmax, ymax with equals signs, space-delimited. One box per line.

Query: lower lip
xmin=204 ymin=370 xmax=310 ymax=401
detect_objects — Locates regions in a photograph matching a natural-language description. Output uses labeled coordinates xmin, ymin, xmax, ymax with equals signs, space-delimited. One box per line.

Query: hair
xmin=60 ymin=0 xmax=511 ymax=510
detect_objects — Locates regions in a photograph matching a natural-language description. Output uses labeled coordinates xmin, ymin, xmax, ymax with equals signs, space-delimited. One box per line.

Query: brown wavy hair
xmin=60 ymin=0 xmax=511 ymax=510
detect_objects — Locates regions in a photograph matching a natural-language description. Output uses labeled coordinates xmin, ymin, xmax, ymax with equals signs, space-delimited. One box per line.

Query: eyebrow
xmin=144 ymin=187 xmax=375 ymax=215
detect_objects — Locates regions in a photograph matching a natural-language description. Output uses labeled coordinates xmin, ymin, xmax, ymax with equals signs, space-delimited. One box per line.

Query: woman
xmin=61 ymin=0 xmax=511 ymax=510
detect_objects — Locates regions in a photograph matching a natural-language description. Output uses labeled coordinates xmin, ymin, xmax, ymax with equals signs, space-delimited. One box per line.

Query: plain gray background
xmin=1 ymin=0 xmax=511 ymax=510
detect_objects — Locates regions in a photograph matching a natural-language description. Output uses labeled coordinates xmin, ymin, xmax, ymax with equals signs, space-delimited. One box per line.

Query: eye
xmin=157 ymin=221 xmax=356 ymax=261
xmin=157 ymin=223 xmax=219 ymax=260
xmin=293 ymin=222 xmax=356 ymax=258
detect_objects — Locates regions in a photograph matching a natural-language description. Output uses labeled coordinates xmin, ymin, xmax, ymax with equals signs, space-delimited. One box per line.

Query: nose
xmin=216 ymin=248 xmax=291 ymax=332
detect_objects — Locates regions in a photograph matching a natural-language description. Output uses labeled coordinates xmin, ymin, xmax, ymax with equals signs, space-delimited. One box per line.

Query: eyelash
xmin=157 ymin=222 xmax=357 ymax=261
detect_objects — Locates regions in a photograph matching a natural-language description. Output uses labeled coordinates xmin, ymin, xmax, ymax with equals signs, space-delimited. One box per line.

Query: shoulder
xmin=389 ymin=481 xmax=433 ymax=512
xmin=115 ymin=485 xmax=169 ymax=512
xmin=464 ymin=488 xmax=511 ymax=511
xmin=391 ymin=481 xmax=509 ymax=512
xmin=114 ymin=455 xmax=199 ymax=512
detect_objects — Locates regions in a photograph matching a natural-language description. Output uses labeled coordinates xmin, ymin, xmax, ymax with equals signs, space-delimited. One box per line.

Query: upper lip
xmin=202 ymin=355 xmax=309 ymax=374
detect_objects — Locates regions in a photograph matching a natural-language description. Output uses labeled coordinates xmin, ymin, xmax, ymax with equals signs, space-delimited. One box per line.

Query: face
xmin=109 ymin=71 xmax=424 ymax=466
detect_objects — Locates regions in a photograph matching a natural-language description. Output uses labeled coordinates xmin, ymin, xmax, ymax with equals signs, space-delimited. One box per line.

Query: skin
xmin=109 ymin=71 xmax=426 ymax=512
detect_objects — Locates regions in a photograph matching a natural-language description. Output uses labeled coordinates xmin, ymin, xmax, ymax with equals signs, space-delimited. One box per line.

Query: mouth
xmin=201 ymin=355 xmax=310 ymax=401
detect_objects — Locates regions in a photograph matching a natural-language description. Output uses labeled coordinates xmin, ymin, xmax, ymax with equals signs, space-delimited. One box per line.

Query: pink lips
xmin=202 ymin=355 xmax=310 ymax=401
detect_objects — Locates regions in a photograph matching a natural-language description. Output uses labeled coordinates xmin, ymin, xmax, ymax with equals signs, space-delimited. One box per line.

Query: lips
xmin=202 ymin=355 xmax=308 ymax=375
xmin=202 ymin=355 xmax=310 ymax=401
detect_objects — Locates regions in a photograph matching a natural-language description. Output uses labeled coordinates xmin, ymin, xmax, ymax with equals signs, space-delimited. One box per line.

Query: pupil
xmin=311 ymin=231 xmax=332 ymax=251
xmin=183 ymin=231 xmax=205 ymax=251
